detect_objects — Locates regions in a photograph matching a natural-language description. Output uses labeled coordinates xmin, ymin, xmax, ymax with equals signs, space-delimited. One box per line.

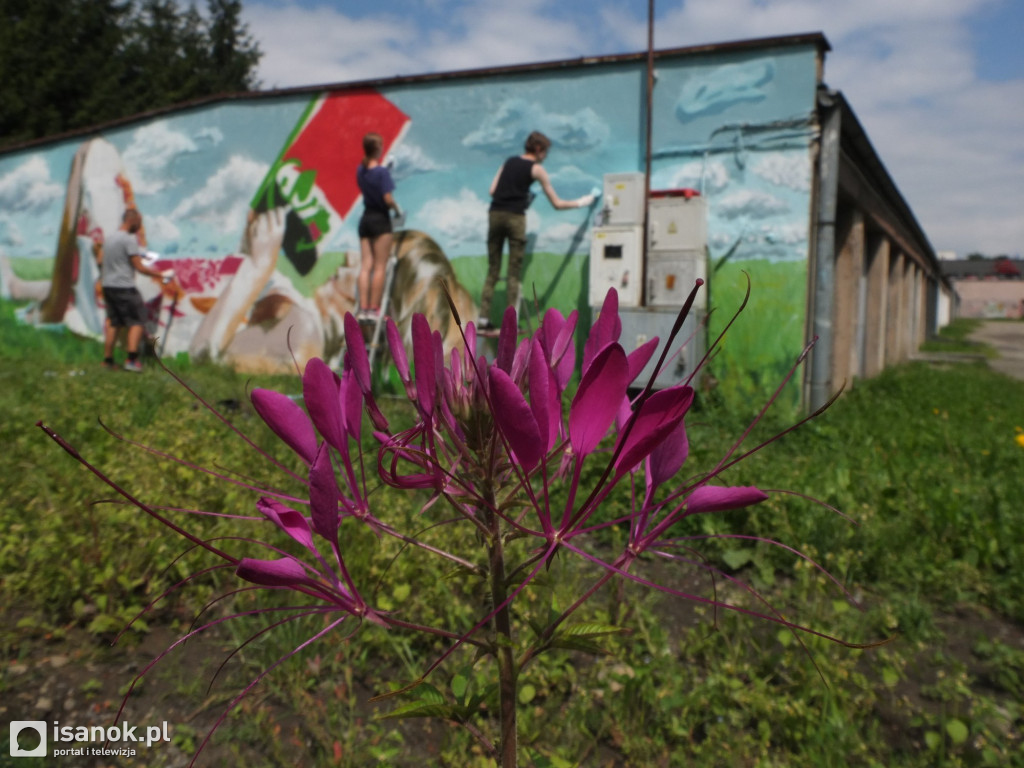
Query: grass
xmin=919 ymin=317 xmax=1000 ymax=357
xmin=2 ymin=297 xmax=1023 ymax=766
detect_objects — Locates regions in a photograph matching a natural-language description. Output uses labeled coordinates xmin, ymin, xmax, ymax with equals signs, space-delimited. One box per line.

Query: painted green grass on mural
xmin=449 ymin=251 xmax=590 ymax=324
xmin=8 ymin=256 xmax=55 ymax=282
xmin=708 ymin=259 xmax=807 ymax=410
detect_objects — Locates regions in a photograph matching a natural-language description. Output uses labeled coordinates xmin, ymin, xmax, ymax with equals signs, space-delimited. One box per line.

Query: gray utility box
xmin=615 ymin=306 xmax=705 ymax=391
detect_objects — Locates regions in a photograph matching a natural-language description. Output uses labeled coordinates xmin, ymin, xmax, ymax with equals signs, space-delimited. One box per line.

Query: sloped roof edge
xmin=1 ymin=32 xmax=830 ymax=156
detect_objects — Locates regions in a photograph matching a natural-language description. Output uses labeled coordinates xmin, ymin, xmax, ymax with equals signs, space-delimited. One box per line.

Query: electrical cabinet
xmin=616 ymin=307 xmax=704 ymax=390
xmin=588 ymin=225 xmax=643 ymax=307
xmin=646 ymin=250 xmax=707 ymax=309
xmin=600 ymin=172 xmax=646 ymax=226
xmin=647 ymin=195 xmax=707 ymax=252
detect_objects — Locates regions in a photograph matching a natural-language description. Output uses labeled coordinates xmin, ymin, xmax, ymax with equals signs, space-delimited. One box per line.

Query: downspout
xmin=809 ymin=89 xmax=841 ymax=411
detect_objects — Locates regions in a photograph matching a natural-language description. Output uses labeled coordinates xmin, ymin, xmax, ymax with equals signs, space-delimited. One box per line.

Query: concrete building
xmin=0 ymin=32 xmax=952 ymax=410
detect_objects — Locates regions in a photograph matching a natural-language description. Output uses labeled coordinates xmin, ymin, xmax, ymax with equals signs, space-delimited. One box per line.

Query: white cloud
xmin=0 ymin=215 xmax=24 ymax=247
xmin=123 ymin=122 xmax=199 ymax=195
xmin=243 ymin=5 xmax=421 ymax=88
xmin=0 ymin=157 xmax=62 ymax=213
xmin=171 ymin=155 xmax=269 ymax=234
xmin=657 ymin=159 xmax=731 ymax=194
xmin=388 ymin=142 xmax=447 ymax=180
xmin=547 ymin=165 xmax=602 ymax=198
xmin=144 ymin=215 xmax=182 ymax=248
xmin=751 ymin=153 xmax=811 ymax=192
xmin=715 ymin=189 xmax=788 ymax=219
xmin=412 ymin=187 xmax=489 ymax=248
xmin=463 ymin=98 xmax=610 ymax=153
xmin=757 ymin=221 xmax=808 ymax=246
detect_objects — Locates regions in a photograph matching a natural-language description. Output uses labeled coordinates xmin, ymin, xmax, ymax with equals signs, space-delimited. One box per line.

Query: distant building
xmin=942 ymin=258 xmax=1024 ymax=319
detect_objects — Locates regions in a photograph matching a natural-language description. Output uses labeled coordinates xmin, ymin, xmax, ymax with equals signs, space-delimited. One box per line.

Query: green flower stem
xmin=484 ymin=483 xmax=518 ymax=768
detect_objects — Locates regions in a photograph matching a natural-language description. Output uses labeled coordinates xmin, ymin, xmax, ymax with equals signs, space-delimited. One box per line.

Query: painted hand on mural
xmin=189 ymin=207 xmax=290 ymax=365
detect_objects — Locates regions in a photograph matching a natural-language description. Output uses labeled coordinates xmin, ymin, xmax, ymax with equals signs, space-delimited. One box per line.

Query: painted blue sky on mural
xmin=240 ymin=0 xmax=1024 ymax=258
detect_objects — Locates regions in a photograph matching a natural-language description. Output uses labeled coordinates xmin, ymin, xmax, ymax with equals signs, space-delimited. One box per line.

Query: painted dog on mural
xmin=188 ymin=205 xmax=476 ymax=373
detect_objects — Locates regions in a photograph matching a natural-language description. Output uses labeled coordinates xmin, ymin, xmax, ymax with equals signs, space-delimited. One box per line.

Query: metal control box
xmin=601 ymin=172 xmax=646 ymax=226
xmin=615 ymin=307 xmax=704 ymax=390
xmin=589 ymin=225 xmax=643 ymax=307
xmin=646 ymin=249 xmax=707 ymax=309
xmin=648 ymin=195 xmax=707 ymax=252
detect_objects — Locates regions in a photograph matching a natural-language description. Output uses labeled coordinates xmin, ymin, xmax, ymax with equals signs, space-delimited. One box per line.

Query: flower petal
xmin=341 ymin=368 xmax=362 ymax=442
xmin=626 ymin=337 xmax=659 ymax=386
xmin=496 ymin=305 xmax=518 ymax=373
xmin=490 ymin=367 xmax=542 ymax=471
xmin=343 ymin=313 xmax=372 ymax=394
xmin=386 ymin=316 xmax=410 ymax=384
xmin=303 ymin=358 xmax=346 ymax=452
xmin=569 ymin=343 xmax=628 ymax=456
xmin=614 ymin=386 xmax=694 ymax=475
xmin=309 ymin=443 xmax=340 ymax=541
xmin=256 ymin=498 xmax=315 ymax=551
xmin=236 ymin=556 xmax=314 ymax=587
xmin=411 ymin=314 xmax=436 ymax=416
xmin=583 ymin=288 xmax=621 ymax=371
xmin=529 ymin=338 xmax=556 ymax=452
xmin=686 ymin=485 xmax=768 ymax=515
xmin=540 ymin=308 xmax=578 ymax=391
xmin=646 ymin=417 xmax=689 ymax=499
xmin=251 ymin=388 xmax=318 ymax=464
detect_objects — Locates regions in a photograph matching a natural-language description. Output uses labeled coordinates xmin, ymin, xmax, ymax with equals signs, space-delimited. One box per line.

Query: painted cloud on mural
xmin=170 ymin=155 xmax=269 ymax=236
xmin=716 ymin=188 xmax=788 ymax=220
xmin=461 ymin=98 xmax=610 ymax=152
xmin=653 ymin=159 xmax=731 ymax=195
xmin=412 ymin=188 xmax=488 ymax=248
xmin=388 ymin=142 xmax=447 ymax=181
xmin=674 ymin=61 xmax=774 ymax=121
xmin=123 ymin=122 xmax=202 ymax=195
xmin=752 ymin=153 xmax=811 ymax=192
xmin=547 ymin=165 xmax=601 ymax=199
xmin=0 ymin=157 xmax=63 ymax=214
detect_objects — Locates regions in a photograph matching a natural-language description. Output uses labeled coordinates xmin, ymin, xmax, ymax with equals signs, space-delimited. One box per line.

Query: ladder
xmin=364 ymin=254 xmax=398 ymax=372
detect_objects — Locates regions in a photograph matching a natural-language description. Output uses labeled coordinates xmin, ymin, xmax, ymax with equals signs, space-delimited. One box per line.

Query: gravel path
xmin=968 ymin=320 xmax=1024 ymax=381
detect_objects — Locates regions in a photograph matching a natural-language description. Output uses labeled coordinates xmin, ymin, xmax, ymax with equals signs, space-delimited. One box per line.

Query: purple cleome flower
xmin=40 ymin=281 xmax=871 ymax=767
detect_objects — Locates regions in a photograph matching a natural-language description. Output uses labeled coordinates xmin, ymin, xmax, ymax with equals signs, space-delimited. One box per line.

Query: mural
xmin=0 ymin=42 xmax=821 ymax=394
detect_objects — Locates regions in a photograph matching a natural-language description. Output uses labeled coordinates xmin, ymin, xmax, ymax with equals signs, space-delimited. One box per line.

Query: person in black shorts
xmin=98 ymin=208 xmax=174 ymax=371
xmin=356 ymin=132 xmax=402 ymax=322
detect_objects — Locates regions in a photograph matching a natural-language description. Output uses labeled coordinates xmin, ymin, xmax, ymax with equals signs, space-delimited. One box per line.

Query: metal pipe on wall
xmin=809 ymin=90 xmax=841 ymax=412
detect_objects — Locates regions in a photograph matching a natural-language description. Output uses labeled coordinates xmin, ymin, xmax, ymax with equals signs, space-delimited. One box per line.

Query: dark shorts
xmin=358 ymin=209 xmax=392 ymax=239
xmin=102 ymin=287 xmax=147 ymax=328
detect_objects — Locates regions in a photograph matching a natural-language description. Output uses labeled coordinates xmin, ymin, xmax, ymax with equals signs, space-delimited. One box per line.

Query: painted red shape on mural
xmin=251 ymin=89 xmax=409 ymax=276
xmin=283 ymin=89 xmax=409 ymax=221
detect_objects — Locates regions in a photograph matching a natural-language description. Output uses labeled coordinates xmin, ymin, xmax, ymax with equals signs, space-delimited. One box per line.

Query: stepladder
xmin=361 ymin=254 xmax=398 ymax=373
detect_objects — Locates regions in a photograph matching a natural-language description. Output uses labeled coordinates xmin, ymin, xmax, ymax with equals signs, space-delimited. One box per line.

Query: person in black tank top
xmin=480 ymin=131 xmax=595 ymax=328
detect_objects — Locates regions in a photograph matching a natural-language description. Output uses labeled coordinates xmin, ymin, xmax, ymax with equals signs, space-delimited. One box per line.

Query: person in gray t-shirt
xmin=98 ymin=208 xmax=173 ymax=371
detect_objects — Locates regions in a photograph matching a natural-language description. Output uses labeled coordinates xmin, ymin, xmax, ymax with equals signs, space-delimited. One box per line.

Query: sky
xmin=237 ymin=0 xmax=1024 ymax=259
